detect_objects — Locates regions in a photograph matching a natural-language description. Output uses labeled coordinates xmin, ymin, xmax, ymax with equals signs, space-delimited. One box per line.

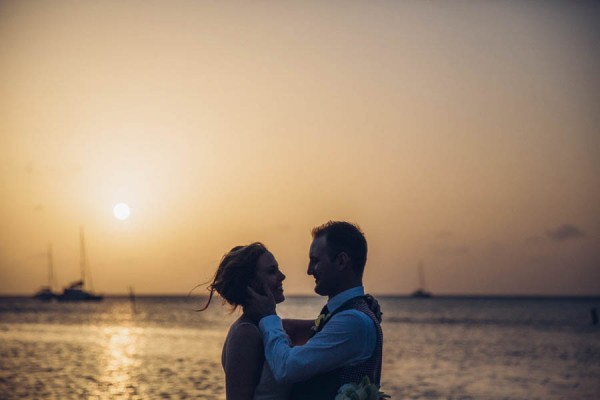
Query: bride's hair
xmin=195 ymin=242 xmax=268 ymax=311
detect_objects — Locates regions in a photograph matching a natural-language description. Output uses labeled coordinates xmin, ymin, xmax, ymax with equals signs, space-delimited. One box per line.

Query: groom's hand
xmin=244 ymin=282 xmax=276 ymax=323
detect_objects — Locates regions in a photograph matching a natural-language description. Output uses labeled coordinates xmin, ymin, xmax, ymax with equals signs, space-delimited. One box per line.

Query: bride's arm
xmin=282 ymin=319 xmax=314 ymax=346
xmin=223 ymin=323 xmax=264 ymax=400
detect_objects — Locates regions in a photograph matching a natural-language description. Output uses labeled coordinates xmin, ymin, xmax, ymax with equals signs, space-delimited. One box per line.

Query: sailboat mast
xmin=79 ymin=226 xmax=87 ymax=289
xmin=418 ymin=262 xmax=426 ymax=291
xmin=79 ymin=226 xmax=94 ymax=291
xmin=47 ymin=244 xmax=54 ymax=290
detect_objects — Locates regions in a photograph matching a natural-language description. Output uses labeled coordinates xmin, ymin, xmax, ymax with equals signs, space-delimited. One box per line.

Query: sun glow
xmin=113 ymin=203 xmax=131 ymax=220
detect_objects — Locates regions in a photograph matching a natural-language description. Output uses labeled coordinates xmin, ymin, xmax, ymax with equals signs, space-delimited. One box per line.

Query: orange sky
xmin=1 ymin=1 xmax=599 ymax=295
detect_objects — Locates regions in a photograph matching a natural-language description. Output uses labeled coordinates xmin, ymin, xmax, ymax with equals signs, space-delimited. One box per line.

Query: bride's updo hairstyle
xmin=196 ymin=242 xmax=268 ymax=311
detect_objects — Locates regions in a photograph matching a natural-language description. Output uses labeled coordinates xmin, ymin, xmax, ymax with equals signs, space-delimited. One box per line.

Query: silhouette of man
xmin=245 ymin=221 xmax=383 ymax=400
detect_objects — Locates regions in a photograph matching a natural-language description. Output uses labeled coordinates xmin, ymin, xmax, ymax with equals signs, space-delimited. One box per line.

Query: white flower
xmin=311 ymin=313 xmax=332 ymax=332
xmin=335 ymin=376 xmax=390 ymax=400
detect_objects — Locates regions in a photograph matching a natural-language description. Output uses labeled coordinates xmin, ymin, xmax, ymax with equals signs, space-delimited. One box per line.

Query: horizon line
xmin=2 ymin=292 xmax=599 ymax=300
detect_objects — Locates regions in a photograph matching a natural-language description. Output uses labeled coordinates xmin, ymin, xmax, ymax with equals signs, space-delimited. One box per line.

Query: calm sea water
xmin=1 ymin=296 xmax=599 ymax=399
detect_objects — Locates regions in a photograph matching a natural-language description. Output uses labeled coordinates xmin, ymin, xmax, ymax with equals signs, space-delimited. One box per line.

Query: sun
xmin=113 ymin=203 xmax=131 ymax=220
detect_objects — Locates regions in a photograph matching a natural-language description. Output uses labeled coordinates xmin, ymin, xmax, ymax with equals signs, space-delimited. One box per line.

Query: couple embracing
xmin=200 ymin=221 xmax=383 ymax=400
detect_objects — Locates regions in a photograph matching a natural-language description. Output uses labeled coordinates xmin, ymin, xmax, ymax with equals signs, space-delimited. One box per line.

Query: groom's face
xmin=308 ymin=235 xmax=337 ymax=297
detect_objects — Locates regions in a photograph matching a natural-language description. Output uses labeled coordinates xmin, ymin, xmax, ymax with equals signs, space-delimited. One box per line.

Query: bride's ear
xmin=249 ymin=279 xmax=266 ymax=296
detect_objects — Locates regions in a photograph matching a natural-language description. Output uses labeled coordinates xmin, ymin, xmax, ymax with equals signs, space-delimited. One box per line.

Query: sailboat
xmin=33 ymin=244 xmax=57 ymax=301
xmin=410 ymin=262 xmax=432 ymax=298
xmin=56 ymin=227 xmax=103 ymax=301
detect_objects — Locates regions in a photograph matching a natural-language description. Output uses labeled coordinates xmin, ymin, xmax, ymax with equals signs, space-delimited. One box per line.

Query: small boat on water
xmin=410 ymin=288 xmax=432 ymax=298
xmin=57 ymin=280 xmax=103 ymax=301
xmin=33 ymin=287 xmax=55 ymax=301
xmin=33 ymin=244 xmax=57 ymax=301
xmin=56 ymin=227 xmax=103 ymax=302
xmin=410 ymin=262 xmax=433 ymax=298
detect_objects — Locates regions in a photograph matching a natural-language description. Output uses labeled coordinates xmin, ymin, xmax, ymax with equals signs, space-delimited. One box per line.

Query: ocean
xmin=1 ymin=296 xmax=599 ymax=399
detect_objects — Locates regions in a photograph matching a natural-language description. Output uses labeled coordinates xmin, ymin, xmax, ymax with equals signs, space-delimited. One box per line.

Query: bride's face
xmin=253 ymin=251 xmax=286 ymax=303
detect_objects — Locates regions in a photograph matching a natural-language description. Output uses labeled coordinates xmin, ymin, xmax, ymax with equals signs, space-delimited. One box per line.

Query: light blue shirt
xmin=258 ymin=286 xmax=376 ymax=384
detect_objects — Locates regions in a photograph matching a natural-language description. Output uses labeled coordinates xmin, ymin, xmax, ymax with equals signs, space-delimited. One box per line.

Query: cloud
xmin=547 ymin=224 xmax=586 ymax=241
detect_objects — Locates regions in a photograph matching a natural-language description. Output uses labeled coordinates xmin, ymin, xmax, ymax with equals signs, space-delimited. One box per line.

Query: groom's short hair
xmin=311 ymin=221 xmax=368 ymax=277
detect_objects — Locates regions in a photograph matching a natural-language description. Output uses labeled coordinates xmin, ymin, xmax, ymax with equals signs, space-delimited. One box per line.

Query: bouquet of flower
xmin=335 ymin=376 xmax=390 ymax=400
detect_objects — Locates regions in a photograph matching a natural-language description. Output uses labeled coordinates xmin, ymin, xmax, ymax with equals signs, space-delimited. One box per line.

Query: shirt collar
xmin=326 ymin=286 xmax=364 ymax=313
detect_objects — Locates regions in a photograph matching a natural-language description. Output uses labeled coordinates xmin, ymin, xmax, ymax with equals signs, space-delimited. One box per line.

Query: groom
xmin=245 ymin=221 xmax=383 ymax=400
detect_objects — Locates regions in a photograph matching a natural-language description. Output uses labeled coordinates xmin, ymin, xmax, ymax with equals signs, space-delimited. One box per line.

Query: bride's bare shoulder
xmin=222 ymin=317 xmax=264 ymax=369
xmin=227 ymin=317 xmax=262 ymax=342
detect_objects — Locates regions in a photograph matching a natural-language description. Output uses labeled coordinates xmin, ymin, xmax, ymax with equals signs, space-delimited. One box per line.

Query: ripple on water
xmin=0 ymin=325 xmax=227 ymax=399
xmin=1 ymin=297 xmax=600 ymax=399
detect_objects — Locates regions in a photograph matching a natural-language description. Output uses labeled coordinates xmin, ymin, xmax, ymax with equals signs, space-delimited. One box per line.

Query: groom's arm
xmin=282 ymin=319 xmax=314 ymax=346
xmin=258 ymin=311 xmax=376 ymax=384
xmin=244 ymin=285 xmax=374 ymax=383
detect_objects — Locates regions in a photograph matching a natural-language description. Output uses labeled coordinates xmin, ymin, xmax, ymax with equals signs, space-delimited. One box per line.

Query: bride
xmin=198 ymin=243 xmax=307 ymax=400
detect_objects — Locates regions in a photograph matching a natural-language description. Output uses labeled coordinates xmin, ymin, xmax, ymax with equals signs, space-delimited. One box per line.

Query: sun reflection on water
xmin=99 ymin=326 xmax=142 ymax=399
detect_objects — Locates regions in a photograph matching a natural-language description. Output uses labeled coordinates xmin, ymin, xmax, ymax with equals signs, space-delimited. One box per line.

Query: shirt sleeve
xmin=258 ymin=310 xmax=376 ymax=384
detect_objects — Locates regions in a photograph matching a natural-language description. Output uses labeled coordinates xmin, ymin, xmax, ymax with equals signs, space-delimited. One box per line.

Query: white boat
xmin=410 ymin=262 xmax=432 ymax=298
xmin=33 ymin=244 xmax=57 ymax=301
xmin=56 ymin=227 xmax=103 ymax=302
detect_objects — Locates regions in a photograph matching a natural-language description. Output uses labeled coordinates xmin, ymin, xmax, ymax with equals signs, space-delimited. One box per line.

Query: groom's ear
xmin=335 ymin=252 xmax=351 ymax=271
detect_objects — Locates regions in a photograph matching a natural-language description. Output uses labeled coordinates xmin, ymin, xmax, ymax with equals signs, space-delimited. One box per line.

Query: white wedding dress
xmin=252 ymin=357 xmax=291 ymax=400
xmin=222 ymin=321 xmax=291 ymax=400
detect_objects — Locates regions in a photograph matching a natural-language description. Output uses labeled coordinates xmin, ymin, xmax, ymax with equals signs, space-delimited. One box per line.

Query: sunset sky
xmin=1 ymin=1 xmax=599 ymax=296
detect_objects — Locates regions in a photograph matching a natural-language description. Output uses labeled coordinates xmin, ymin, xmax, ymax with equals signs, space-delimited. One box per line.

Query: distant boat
xmin=33 ymin=244 xmax=57 ymax=301
xmin=56 ymin=227 xmax=103 ymax=302
xmin=57 ymin=280 xmax=102 ymax=301
xmin=410 ymin=262 xmax=432 ymax=298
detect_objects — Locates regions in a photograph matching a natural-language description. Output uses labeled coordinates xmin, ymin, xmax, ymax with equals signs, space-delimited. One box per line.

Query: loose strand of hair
xmin=193 ymin=285 xmax=216 ymax=312
xmin=189 ymin=270 xmax=219 ymax=312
